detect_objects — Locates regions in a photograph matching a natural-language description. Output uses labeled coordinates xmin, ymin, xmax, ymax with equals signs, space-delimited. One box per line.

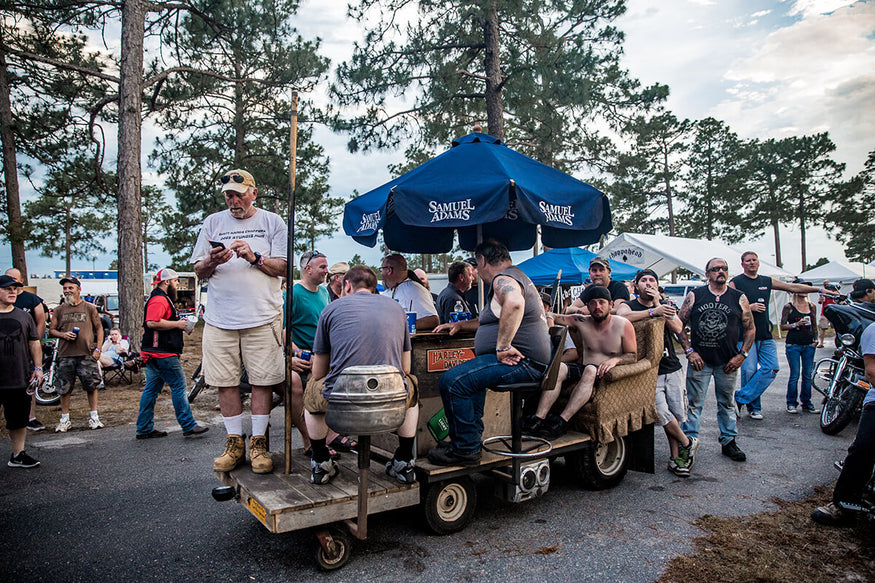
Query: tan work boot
xmin=249 ymin=435 xmax=273 ymax=474
xmin=213 ymin=434 xmax=246 ymax=472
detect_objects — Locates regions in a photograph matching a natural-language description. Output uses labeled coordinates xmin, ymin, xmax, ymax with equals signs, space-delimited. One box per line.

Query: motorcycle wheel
xmin=820 ymin=383 xmax=864 ymax=435
xmin=35 ymin=376 xmax=60 ymax=406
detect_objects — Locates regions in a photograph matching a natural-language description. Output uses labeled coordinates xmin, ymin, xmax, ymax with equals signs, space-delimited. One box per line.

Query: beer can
xmin=300 ymin=350 xmax=311 ymax=362
xmin=72 ymin=327 xmax=80 ymax=338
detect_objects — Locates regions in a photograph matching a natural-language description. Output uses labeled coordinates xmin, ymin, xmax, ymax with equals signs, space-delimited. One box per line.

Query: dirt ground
xmin=12 ymin=326 xmax=875 ymax=580
xmin=657 ymin=486 xmax=875 ymax=582
xmin=13 ymin=326 xmax=221 ymax=436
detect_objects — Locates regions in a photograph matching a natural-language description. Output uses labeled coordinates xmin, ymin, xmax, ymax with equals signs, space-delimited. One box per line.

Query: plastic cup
xmin=405 ymin=312 xmax=417 ymax=335
xmin=185 ymin=315 xmax=198 ymax=334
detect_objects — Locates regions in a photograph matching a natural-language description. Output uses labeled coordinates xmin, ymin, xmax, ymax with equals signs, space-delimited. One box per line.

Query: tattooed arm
xmin=494 ymin=275 xmax=526 ymax=365
xmin=677 ymin=291 xmax=704 ymax=371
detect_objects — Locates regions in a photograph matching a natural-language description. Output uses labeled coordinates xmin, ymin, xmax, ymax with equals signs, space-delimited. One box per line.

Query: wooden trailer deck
xmin=214 ymin=452 xmax=420 ymax=534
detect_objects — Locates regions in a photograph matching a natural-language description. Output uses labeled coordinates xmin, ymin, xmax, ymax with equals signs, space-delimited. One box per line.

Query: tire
xmin=313 ymin=527 xmax=352 ymax=571
xmin=421 ymin=477 xmax=477 ymax=535
xmin=820 ymin=383 xmax=864 ymax=435
xmin=187 ymin=376 xmax=206 ymax=403
xmin=567 ymin=436 xmax=628 ymax=490
xmin=34 ymin=376 xmax=60 ymax=407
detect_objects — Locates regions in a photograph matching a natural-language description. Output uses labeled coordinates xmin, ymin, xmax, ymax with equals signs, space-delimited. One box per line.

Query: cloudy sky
xmin=8 ymin=0 xmax=874 ymax=276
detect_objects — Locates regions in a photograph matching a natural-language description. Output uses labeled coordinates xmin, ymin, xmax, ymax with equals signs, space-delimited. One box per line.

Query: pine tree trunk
xmin=798 ymin=193 xmax=807 ymax=270
xmin=482 ymin=1 xmax=504 ymax=141
xmin=771 ymin=220 xmax=782 ymax=268
xmin=117 ymin=0 xmax=146 ymax=346
xmin=0 ymin=43 xmax=28 ymax=283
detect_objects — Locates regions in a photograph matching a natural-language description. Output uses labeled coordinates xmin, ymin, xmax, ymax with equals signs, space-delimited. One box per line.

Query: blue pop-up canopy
xmin=343 ymin=132 xmax=612 ymax=253
xmin=517 ymin=247 xmax=639 ymax=285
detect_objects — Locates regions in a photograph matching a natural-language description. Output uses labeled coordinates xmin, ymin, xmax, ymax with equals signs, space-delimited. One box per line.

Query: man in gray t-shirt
xmin=303 ymin=266 xmax=418 ymax=486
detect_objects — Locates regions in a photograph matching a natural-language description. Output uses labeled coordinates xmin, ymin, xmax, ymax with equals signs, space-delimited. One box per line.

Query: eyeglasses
xmin=380 ymin=265 xmax=392 ymax=271
xmin=300 ymin=251 xmax=326 ymax=266
xmin=220 ymin=173 xmax=246 ymax=184
xmin=708 ymin=265 xmax=729 ymax=273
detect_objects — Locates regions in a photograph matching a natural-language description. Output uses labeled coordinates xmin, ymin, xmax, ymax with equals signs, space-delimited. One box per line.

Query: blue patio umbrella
xmin=517 ymin=247 xmax=639 ymax=286
xmin=343 ymin=132 xmax=612 ymax=253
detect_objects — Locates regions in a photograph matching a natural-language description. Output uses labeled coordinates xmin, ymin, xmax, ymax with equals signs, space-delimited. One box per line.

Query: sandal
xmin=304 ymin=446 xmax=340 ymax=460
xmin=329 ymin=435 xmax=358 ymax=452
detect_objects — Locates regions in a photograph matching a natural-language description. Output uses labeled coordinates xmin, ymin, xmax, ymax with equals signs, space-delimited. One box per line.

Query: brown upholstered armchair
xmin=566 ymin=317 xmax=664 ymax=444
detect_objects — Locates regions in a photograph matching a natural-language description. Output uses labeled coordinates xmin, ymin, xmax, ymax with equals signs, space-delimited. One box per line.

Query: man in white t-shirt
xmin=191 ymin=169 xmax=288 ymax=475
xmin=380 ymin=254 xmax=438 ymax=331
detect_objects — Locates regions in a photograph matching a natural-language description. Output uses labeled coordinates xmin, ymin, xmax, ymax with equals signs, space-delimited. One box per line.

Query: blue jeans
xmin=735 ymin=339 xmax=779 ymax=413
xmin=136 ymin=356 xmax=197 ymax=434
xmin=439 ymin=355 xmax=542 ymax=455
xmin=682 ymin=362 xmax=738 ymax=446
xmin=785 ymin=343 xmax=816 ymax=408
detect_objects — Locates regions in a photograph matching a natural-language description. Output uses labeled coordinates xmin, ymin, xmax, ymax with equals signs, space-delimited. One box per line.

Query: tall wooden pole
xmin=284 ymin=92 xmax=298 ymax=475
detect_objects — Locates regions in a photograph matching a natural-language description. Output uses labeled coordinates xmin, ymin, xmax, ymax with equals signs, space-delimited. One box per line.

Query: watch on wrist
xmin=250 ymin=252 xmax=263 ymax=266
xmin=740 ymin=350 xmax=749 ymax=359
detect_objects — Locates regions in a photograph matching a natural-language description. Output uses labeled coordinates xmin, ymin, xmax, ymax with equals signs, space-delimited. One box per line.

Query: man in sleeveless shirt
xmin=729 ymin=252 xmax=832 ymax=419
xmin=618 ymin=269 xmax=699 ymax=477
xmin=428 ymin=240 xmax=551 ymax=467
xmin=678 ymin=258 xmax=755 ymax=462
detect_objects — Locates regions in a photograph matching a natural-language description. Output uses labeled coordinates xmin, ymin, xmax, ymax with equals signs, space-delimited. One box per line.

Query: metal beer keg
xmin=325 ymin=365 xmax=407 ymax=435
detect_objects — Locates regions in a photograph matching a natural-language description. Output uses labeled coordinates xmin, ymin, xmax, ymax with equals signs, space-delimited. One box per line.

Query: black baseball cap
xmin=0 ymin=274 xmax=23 ymax=289
xmin=582 ymin=285 xmax=612 ymax=304
xmin=59 ymin=276 xmax=81 ymax=287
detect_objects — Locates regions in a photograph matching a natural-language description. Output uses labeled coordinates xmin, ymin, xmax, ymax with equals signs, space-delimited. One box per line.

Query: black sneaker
xmin=721 ymin=439 xmax=747 ymax=462
xmin=136 ymin=429 xmax=168 ymax=439
xmin=26 ymin=419 xmax=45 ymax=432
xmin=310 ymin=458 xmax=339 ymax=484
xmin=385 ymin=458 xmax=417 ymax=484
xmin=8 ymin=451 xmax=40 ymax=468
xmin=427 ymin=446 xmax=481 ymax=467
xmin=536 ymin=415 xmax=568 ymax=440
xmin=811 ymin=502 xmax=855 ymax=526
xmin=183 ymin=425 xmax=209 ymax=436
xmin=521 ymin=414 xmax=544 ymax=435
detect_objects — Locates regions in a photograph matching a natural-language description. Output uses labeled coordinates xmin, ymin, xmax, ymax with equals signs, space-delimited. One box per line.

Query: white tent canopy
xmin=796 ymin=260 xmax=872 ymax=285
xmin=598 ymin=233 xmax=793 ymax=279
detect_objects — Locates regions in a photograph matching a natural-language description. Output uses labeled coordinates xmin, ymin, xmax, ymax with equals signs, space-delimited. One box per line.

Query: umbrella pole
xmin=284 ymin=91 xmax=298 ymax=475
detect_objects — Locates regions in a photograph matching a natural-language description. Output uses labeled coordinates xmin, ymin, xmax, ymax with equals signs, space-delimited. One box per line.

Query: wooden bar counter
xmin=372 ymin=331 xmax=510 ymax=457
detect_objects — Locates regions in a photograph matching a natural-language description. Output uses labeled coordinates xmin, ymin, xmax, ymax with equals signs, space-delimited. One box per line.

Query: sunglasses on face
xmin=708 ymin=266 xmax=729 ymax=273
xmin=301 ymin=251 xmax=326 ymax=266
xmin=220 ymin=173 xmax=246 ymax=184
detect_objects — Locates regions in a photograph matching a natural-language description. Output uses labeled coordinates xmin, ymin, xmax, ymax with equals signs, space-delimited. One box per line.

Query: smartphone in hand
xmin=209 ymin=240 xmax=225 ymax=250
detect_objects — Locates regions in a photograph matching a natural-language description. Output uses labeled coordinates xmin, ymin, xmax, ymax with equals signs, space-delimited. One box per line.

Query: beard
xmin=591 ymin=311 xmax=608 ymax=323
xmin=167 ymin=286 xmax=178 ymax=301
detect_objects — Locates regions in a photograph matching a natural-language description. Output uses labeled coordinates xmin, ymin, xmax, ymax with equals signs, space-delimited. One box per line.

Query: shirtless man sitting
xmin=522 ymin=285 xmax=637 ymax=440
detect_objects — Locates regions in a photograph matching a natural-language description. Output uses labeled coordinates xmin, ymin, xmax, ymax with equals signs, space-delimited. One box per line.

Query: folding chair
xmin=102 ymin=336 xmax=141 ymax=385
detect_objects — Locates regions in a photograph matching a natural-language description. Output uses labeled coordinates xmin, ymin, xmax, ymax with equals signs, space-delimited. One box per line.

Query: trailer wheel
xmin=421 ymin=477 xmax=477 ymax=535
xmin=567 ymin=437 xmax=628 ymax=490
xmin=314 ymin=527 xmax=352 ymax=571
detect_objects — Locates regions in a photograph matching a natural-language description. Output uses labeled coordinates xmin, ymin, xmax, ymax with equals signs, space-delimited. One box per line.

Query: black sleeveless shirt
xmin=730 ymin=274 xmax=772 ymax=340
xmin=690 ymin=285 xmax=744 ymax=366
xmin=785 ymin=302 xmax=817 ymax=345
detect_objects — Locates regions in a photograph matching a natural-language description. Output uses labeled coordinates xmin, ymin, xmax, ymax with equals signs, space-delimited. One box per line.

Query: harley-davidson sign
xmin=426 ymin=348 xmax=476 ymax=372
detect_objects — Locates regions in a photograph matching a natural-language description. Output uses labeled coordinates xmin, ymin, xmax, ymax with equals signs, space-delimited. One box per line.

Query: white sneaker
xmin=88 ymin=416 xmax=104 ymax=430
xmin=786 ymin=406 xmax=798 ymax=414
xmin=749 ymin=411 xmax=764 ymax=420
xmin=55 ymin=418 xmax=72 ymax=433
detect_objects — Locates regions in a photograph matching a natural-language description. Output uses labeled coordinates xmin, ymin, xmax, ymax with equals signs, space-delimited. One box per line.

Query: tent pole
xmin=283 ymin=91 xmax=298 ymax=475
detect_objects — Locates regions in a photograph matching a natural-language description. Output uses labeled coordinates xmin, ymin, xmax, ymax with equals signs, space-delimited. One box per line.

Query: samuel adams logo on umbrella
xmin=357 ymin=210 xmax=381 ymax=233
xmin=538 ymin=201 xmax=575 ymax=226
xmin=429 ymin=198 xmax=476 ymax=222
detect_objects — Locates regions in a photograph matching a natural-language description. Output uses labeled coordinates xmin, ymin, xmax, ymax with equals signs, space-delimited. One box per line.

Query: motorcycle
xmin=812 ymin=297 xmax=875 ymax=435
xmin=34 ymin=339 xmax=61 ymax=406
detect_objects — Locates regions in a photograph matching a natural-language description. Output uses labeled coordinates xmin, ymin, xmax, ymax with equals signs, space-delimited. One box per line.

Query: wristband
xmin=648 ymin=308 xmax=655 ymax=317
xmin=496 ymin=346 xmax=512 ymax=353
xmin=34 ymin=366 xmax=43 ymax=371
xmin=684 ymin=347 xmax=694 ymax=356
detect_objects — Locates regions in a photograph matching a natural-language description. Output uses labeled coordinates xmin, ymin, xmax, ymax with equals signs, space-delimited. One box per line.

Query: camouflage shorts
xmin=55 ymin=356 xmax=103 ymax=394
